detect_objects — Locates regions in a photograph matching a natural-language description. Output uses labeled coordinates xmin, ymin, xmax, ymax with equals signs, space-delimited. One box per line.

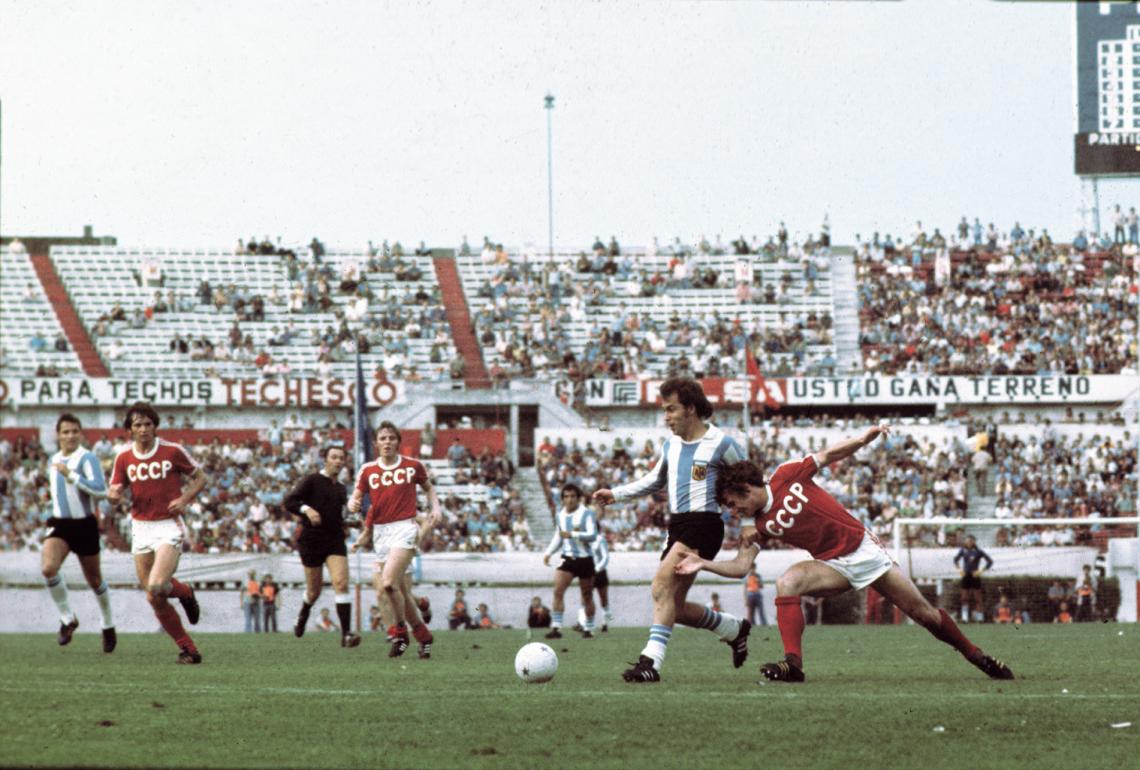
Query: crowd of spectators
xmin=85 ymin=235 xmax=455 ymax=381
xmin=0 ymin=425 xmax=525 ymax=555
xmin=857 ymin=215 xmax=1138 ymax=375
xmin=468 ymin=226 xmax=837 ymax=385
xmin=535 ymin=418 xmax=975 ymax=554
xmin=536 ymin=412 xmax=1138 ymax=553
xmin=989 ymin=428 xmax=1136 ymax=548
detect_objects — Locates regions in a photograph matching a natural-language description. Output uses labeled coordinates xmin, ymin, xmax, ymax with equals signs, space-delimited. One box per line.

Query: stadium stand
xmin=3 ymin=225 xmax=1136 ymax=562
xmin=0 ymin=247 xmax=84 ymax=377
xmin=456 ymin=237 xmax=838 ymax=384
xmin=49 ymin=245 xmax=458 ymax=381
xmin=855 ymin=224 xmax=1138 ymax=375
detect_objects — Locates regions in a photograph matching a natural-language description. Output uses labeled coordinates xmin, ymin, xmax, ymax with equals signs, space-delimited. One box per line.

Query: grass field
xmin=1 ymin=624 xmax=1136 ymax=769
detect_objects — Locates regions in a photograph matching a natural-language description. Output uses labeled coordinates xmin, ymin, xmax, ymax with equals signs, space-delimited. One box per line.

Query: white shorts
xmin=822 ymin=531 xmax=895 ymax=590
xmin=371 ymin=519 xmax=419 ymax=564
xmin=130 ymin=518 xmax=184 ymax=555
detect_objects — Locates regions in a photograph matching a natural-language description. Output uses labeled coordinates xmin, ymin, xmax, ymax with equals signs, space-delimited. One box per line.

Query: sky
xmin=0 ymin=0 xmax=1136 ymax=251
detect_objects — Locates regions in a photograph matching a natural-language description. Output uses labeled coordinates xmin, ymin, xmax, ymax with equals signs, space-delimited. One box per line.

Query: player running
xmin=676 ymin=423 xmax=1015 ymax=683
xmin=284 ymin=444 xmax=361 ymax=648
xmin=350 ymin=422 xmax=441 ymax=658
xmin=542 ymin=484 xmax=599 ymax=640
xmin=575 ymin=528 xmax=615 ymax=633
xmin=107 ymin=402 xmax=206 ymax=664
xmin=42 ymin=413 xmax=117 ymax=652
xmin=593 ymin=377 xmax=750 ymax=683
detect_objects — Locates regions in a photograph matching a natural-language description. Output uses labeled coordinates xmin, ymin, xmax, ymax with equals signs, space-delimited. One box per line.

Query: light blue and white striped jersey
xmin=543 ymin=504 xmax=598 ymax=560
xmin=611 ymin=424 xmax=744 ymax=514
xmin=49 ymin=448 xmax=107 ymax=520
xmin=590 ymin=534 xmax=610 ymax=572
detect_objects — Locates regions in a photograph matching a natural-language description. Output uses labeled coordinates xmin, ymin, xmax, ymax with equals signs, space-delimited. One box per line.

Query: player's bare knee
xmin=41 ymin=564 xmax=58 ymax=579
xmin=776 ymin=573 xmax=803 ymax=596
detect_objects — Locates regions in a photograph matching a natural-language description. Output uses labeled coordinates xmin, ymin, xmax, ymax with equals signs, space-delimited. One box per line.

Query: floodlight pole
xmin=545 ymin=94 xmax=555 ymax=260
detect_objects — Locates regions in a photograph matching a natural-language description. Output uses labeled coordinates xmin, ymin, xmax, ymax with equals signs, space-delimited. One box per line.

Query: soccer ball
xmin=514 ymin=642 xmax=558 ymax=683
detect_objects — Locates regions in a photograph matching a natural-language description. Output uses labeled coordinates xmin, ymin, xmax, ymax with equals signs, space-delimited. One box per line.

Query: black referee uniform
xmin=283 ymin=471 xmax=349 ymax=567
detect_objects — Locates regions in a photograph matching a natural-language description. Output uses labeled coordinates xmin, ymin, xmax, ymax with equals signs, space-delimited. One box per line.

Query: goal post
xmin=892 ymin=517 xmax=1140 ymax=622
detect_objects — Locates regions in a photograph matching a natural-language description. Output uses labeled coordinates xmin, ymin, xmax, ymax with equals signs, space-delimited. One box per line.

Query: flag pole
xmin=353 ymin=351 xmax=374 ymax=635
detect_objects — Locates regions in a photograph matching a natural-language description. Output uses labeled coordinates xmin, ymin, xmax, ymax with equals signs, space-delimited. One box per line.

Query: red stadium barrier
xmin=0 ymin=428 xmax=40 ymax=443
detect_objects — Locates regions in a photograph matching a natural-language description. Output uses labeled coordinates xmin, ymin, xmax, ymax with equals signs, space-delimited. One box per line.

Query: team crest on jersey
xmin=691 ymin=463 xmax=708 ymax=481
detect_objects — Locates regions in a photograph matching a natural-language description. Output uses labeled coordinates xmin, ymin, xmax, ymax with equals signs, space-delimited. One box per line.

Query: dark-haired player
xmin=676 ymin=423 xmax=1014 ymax=683
xmin=593 ymin=377 xmax=750 ymax=683
xmin=350 ymin=422 xmax=441 ymax=658
xmin=107 ymin=402 xmax=206 ymax=664
xmin=284 ymin=444 xmax=360 ymax=647
xmin=42 ymin=413 xmax=116 ymax=652
xmin=954 ymin=534 xmax=992 ymax=623
xmin=542 ymin=484 xmax=598 ymax=639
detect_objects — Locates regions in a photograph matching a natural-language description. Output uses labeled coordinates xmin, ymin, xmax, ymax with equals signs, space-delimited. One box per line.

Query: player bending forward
xmin=676 ymin=423 xmax=1014 ymax=683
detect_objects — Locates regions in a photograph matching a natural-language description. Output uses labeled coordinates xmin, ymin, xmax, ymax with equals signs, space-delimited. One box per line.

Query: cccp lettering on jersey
xmin=126 ymin=460 xmax=174 ymax=482
xmin=764 ymin=482 xmax=809 ymax=537
xmin=368 ymin=467 xmax=416 ymax=488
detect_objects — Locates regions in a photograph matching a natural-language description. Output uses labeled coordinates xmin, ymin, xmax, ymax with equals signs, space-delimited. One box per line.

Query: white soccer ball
xmin=515 ymin=642 xmax=558 ymax=683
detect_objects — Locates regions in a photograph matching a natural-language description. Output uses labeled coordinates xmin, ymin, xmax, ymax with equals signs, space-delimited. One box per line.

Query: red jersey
xmin=755 ymin=454 xmax=866 ymax=561
xmin=356 ymin=455 xmax=428 ymax=526
xmin=110 ymin=439 xmax=198 ymax=521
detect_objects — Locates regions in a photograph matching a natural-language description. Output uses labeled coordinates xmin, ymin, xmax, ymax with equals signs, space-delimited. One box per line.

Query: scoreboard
xmin=1075 ymin=2 xmax=1140 ymax=176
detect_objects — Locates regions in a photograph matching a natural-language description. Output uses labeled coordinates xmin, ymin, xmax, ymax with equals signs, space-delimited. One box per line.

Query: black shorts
xmin=960 ymin=575 xmax=983 ymax=591
xmin=298 ymin=535 xmax=348 ymax=568
xmin=593 ymin=569 xmax=609 ymax=590
xmin=44 ymin=517 xmax=100 ymax=557
xmin=557 ymin=557 xmax=596 ymax=579
xmin=663 ymin=513 xmax=724 ymax=561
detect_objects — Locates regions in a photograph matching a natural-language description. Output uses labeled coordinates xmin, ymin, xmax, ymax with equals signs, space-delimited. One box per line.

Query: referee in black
xmin=284 ymin=444 xmax=360 ymax=647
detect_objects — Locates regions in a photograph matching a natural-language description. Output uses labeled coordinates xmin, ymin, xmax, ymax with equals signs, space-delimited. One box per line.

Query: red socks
xmin=775 ymin=596 xmax=805 ymax=666
xmin=168 ymin=579 xmax=191 ymax=600
xmin=155 ymin=604 xmax=194 ymax=650
xmin=930 ymin=608 xmax=979 ymax=659
xmin=411 ymin=622 xmax=433 ymax=643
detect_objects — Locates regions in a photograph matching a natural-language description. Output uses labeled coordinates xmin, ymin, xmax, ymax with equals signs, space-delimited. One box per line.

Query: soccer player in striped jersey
xmin=676 ymin=423 xmax=1014 ymax=682
xmin=42 ymin=413 xmax=116 ymax=652
xmin=593 ymin=377 xmax=750 ymax=683
xmin=542 ymin=484 xmax=599 ymax=639
xmin=576 ymin=528 xmax=615 ymax=633
xmin=108 ymin=402 xmax=207 ymax=665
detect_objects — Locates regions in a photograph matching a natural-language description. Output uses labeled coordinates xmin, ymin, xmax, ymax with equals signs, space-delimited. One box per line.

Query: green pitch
xmin=1 ymin=624 xmax=1136 ymax=769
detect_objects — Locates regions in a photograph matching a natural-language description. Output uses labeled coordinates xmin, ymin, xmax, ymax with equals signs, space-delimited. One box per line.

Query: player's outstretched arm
xmin=816 ymin=423 xmax=891 ymax=466
xmin=592 ymin=488 xmax=615 ymax=505
xmin=675 ymin=545 xmax=759 ymax=579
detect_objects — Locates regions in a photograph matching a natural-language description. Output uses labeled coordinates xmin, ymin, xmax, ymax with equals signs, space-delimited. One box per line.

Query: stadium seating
xmin=50 ymin=246 xmax=457 ymax=380
xmin=457 ymin=248 xmax=838 ymax=382
xmin=0 ymin=248 xmax=83 ymax=376
xmin=857 ymin=239 xmax=1137 ymax=375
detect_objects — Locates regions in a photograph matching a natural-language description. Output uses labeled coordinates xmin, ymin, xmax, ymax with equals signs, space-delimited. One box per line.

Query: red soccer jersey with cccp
xmin=110 ymin=439 xmax=198 ymax=521
xmin=356 ymin=455 xmax=428 ymax=527
xmin=755 ymin=454 xmax=866 ymax=561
